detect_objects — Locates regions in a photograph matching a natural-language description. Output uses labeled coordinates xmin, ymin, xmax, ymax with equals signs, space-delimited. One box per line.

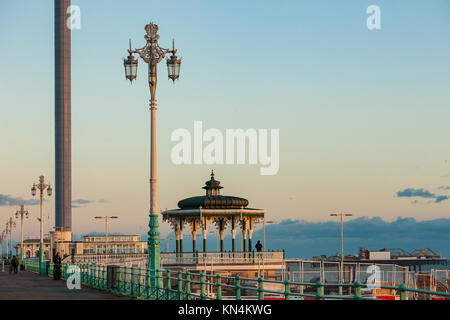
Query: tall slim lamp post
xmin=123 ymin=22 xmax=181 ymax=292
xmin=6 ymin=218 xmax=16 ymax=260
xmin=0 ymin=230 xmax=6 ymax=272
xmin=15 ymin=205 xmax=29 ymax=268
xmin=330 ymin=213 xmax=353 ymax=294
xmin=0 ymin=231 xmax=4 ymax=258
xmin=0 ymin=231 xmax=4 ymax=272
xmin=31 ymin=175 xmax=52 ymax=274
xmin=263 ymin=219 xmax=274 ymax=252
xmin=94 ymin=216 xmax=118 ymax=263
xmin=4 ymin=226 xmax=9 ymax=260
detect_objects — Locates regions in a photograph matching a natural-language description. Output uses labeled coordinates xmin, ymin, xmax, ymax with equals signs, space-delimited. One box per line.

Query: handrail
xmin=22 ymin=260 xmax=449 ymax=300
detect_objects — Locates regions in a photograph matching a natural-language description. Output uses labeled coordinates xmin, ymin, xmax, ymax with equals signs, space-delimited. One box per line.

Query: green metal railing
xmin=22 ymin=261 xmax=450 ymax=300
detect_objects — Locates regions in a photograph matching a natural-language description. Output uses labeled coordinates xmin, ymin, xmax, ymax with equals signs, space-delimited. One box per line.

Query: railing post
xmin=353 ymin=281 xmax=361 ymax=300
xmin=216 ymin=274 xmax=222 ymax=300
xmin=137 ymin=267 xmax=142 ymax=297
xmin=177 ymin=270 xmax=183 ymax=300
xmin=117 ymin=266 xmax=122 ymax=293
xmin=165 ymin=270 xmax=171 ymax=300
xmin=130 ymin=267 xmax=135 ymax=296
xmin=316 ymin=281 xmax=324 ymax=300
xmin=258 ymin=277 xmax=264 ymax=300
xmin=399 ymin=284 xmax=407 ymax=300
xmin=87 ymin=264 xmax=91 ymax=286
xmin=200 ymin=273 xmax=206 ymax=300
xmin=96 ymin=264 xmax=99 ymax=288
xmin=235 ymin=275 xmax=241 ymax=300
xmin=102 ymin=265 xmax=106 ymax=289
xmin=186 ymin=271 xmax=191 ymax=300
xmin=284 ymin=280 xmax=291 ymax=300
xmin=146 ymin=268 xmax=150 ymax=299
xmin=123 ymin=266 xmax=127 ymax=294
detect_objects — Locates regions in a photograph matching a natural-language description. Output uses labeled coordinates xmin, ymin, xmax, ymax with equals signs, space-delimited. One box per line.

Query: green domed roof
xmin=177 ymin=171 xmax=249 ymax=209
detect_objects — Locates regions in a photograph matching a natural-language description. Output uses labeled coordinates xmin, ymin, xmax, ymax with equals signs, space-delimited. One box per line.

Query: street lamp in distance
xmin=330 ymin=213 xmax=353 ymax=294
xmin=94 ymin=216 xmax=118 ymax=260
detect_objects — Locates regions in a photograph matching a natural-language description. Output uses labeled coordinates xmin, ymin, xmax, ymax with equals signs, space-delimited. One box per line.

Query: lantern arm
xmin=133 ymin=46 xmax=151 ymax=64
xmin=154 ymin=44 xmax=175 ymax=64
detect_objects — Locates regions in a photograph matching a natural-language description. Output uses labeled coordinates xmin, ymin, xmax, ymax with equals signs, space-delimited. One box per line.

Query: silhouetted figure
xmin=255 ymin=240 xmax=263 ymax=252
xmin=53 ymin=252 xmax=62 ymax=280
xmin=10 ymin=256 xmax=19 ymax=274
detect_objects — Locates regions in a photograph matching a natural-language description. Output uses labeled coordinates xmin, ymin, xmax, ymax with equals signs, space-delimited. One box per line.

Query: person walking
xmin=53 ymin=252 xmax=62 ymax=280
xmin=11 ymin=255 xmax=19 ymax=274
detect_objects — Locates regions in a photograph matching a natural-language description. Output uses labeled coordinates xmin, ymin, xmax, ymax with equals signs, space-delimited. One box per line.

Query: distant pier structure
xmin=53 ymin=0 xmax=72 ymax=244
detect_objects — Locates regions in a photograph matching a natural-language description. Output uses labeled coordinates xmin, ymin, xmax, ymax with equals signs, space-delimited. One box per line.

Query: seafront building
xmin=15 ymin=234 xmax=147 ymax=259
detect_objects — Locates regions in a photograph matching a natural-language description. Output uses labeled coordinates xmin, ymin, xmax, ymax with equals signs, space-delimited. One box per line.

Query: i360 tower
xmin=54 ymin=0 xmax=72 ymax=243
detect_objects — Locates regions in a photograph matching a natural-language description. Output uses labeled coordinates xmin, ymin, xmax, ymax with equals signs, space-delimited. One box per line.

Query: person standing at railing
xmin=53 ymin=252 xmax=62 ymax=280
xmin=255 ymin=240 xmax=263 ymax=252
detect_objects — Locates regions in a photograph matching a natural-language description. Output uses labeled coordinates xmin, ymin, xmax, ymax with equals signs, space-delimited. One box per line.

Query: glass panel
xmin=131 ymin=63 xmax=137 ymax=78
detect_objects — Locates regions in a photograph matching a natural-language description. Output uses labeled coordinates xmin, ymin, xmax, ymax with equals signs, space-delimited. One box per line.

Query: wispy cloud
xmin=396 ymin=188 xmax=449 ymax=203
xmin=0 ymin=194 xmax=40 ymax=206
xmin=72 ymin=199 xmax=108 ymax=208
xmin=438 ymin=186 xmax=450 ymax=191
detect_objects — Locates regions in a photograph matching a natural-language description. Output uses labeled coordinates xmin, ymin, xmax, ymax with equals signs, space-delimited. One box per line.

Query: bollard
xmin=353 ymin=281 xmax=361 ymax=300
xmin=284 ymin=280 xmax=291 ymax=300
xmin=258 ymin=277 xmax=264 ymax=300
xmin=316 ymin=281 xmax=324 ymax=300
xmin=235 ymin=275 xmax=241 ymax=300
xmin=216 ymin=274 xmax=222 ymax=300
xmin=200 ymin=273 xmax=206 ymax=300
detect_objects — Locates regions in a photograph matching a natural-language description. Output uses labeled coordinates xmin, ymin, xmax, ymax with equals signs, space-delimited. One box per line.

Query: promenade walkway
xmin=0 ymin=270 xmax=132 ymax=300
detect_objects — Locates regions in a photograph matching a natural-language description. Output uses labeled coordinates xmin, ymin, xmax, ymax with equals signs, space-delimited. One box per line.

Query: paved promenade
xmin=0 ymin=270 xmax=132 ymax=300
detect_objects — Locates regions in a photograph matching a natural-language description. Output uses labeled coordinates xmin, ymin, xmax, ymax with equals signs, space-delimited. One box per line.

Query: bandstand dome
xmin=177 ymin=172 xmax=249 ymax=209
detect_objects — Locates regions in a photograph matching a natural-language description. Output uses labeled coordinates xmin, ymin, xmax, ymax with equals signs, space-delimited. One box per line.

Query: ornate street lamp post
xmin=16 ymin=205 xmax=30 ymax=268
xmin=31 ymin=175 xmax=52 ymax=274
xmin=123 ymin=22 xmax=181 ymax=292
xmin=6 ymin=217 xmax=16 ymax=260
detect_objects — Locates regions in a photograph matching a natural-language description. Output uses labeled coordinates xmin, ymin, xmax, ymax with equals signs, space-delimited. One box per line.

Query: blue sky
xmin=1 ymin=1 xmax=449 ymax=257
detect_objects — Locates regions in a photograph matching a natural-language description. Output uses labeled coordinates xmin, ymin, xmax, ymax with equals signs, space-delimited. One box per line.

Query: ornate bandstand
xmin=162 ymin=171 xmax=265 ymax=254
